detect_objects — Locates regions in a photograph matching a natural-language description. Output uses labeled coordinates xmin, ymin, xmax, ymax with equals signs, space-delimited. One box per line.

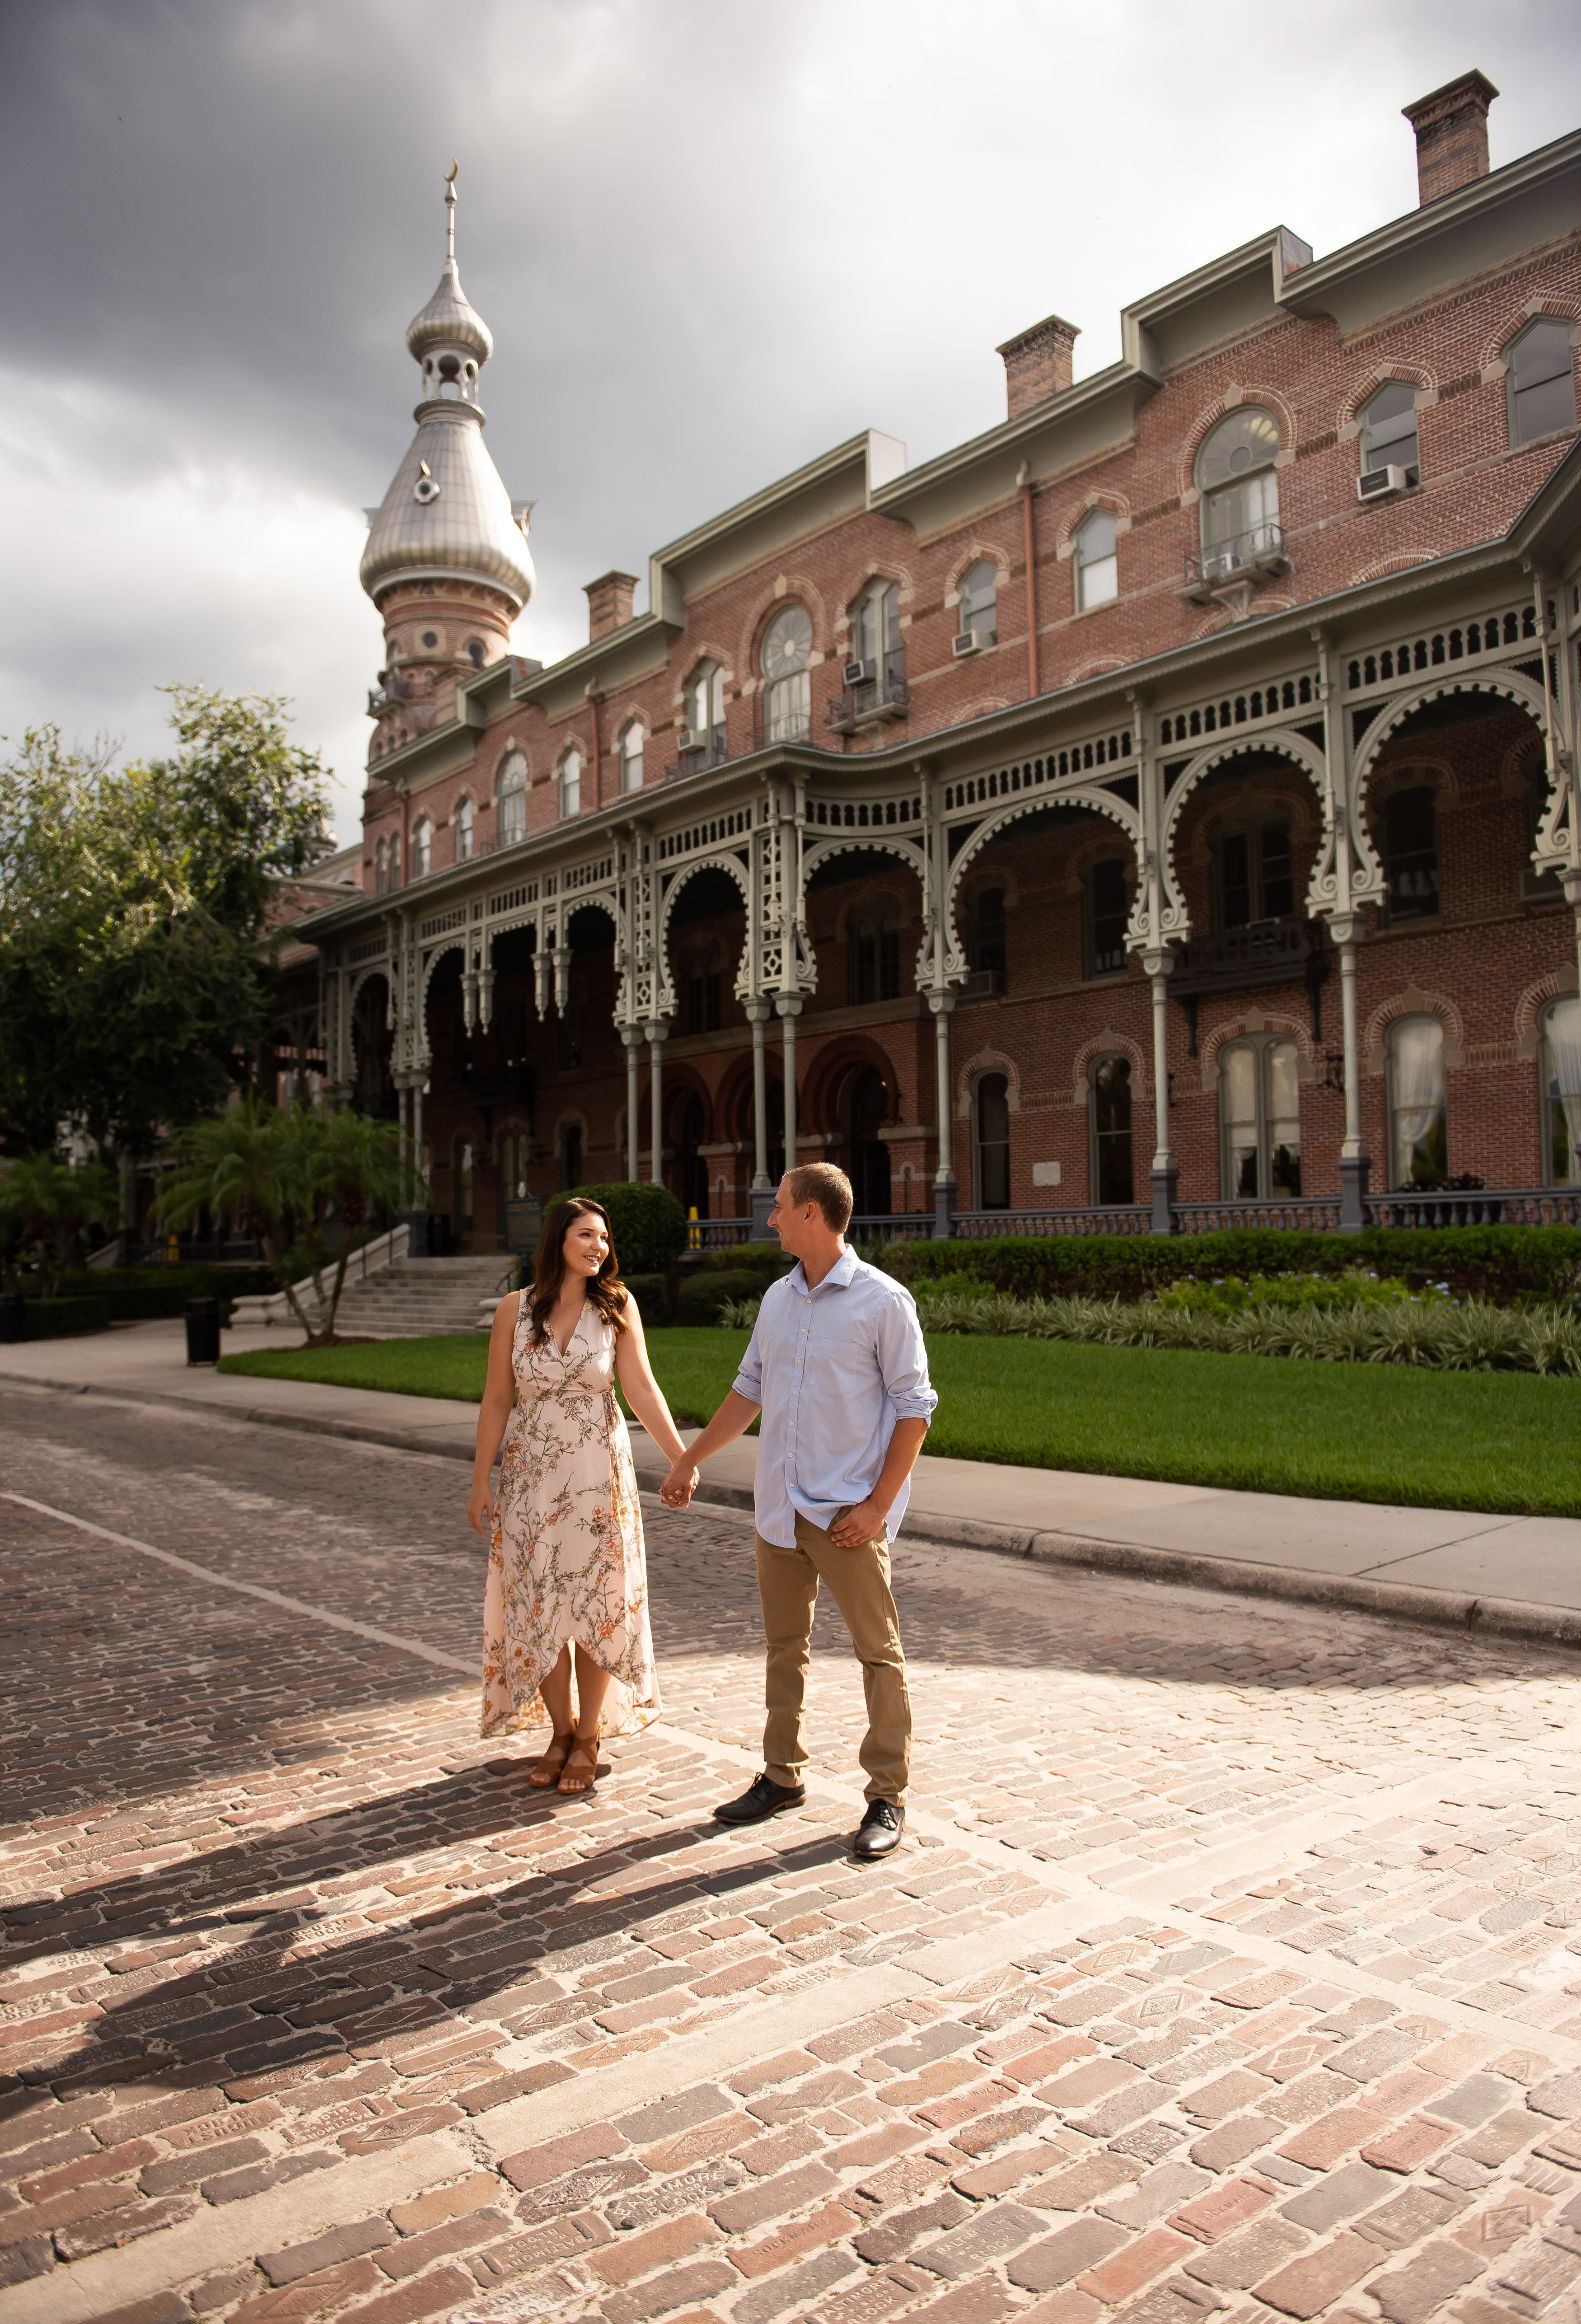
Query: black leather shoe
xmin=852 ymin=1799 xmax=905 ymax=1860
xmin=715 ymin=1773 xmax=807 ymax=1825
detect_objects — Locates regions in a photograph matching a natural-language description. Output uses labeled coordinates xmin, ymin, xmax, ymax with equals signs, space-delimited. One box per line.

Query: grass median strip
xmin=218 ymin=1328 xmax=1581 ymax=1517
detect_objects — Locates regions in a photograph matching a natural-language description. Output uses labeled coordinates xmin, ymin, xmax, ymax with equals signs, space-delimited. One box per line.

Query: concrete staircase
xmin=327 ymin=1257 xmax=516 ymax=1338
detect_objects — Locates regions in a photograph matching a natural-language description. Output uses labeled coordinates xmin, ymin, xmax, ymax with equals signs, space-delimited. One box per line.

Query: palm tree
xmin=0 ymin=1154 xmax=117 ymax=1297
xmin=158 ymin=1099 xmax=408 ymax=1344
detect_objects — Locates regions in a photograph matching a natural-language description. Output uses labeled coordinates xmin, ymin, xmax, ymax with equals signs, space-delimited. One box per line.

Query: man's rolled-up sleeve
xmin=876 ymin=1291 xmax=938 ymax=1422
xmin=732 ymin=1313 xmax=766 ymax=1407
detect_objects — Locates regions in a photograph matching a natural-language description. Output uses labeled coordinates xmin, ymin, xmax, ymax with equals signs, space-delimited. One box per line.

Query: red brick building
xmin=280 ymin=73 xmax=1581 ymax=1249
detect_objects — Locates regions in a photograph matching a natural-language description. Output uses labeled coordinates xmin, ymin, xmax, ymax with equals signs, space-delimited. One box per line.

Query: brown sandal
xmin=558 ymin=1728 xmax=601 ymax=1796
xmin=529 ymin=1732 xmax=574 ymax=1789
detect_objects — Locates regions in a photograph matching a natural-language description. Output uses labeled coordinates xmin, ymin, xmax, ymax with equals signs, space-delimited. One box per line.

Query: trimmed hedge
xmin=692 ymin=1242 xmax=793 ymax=1277
xmin=23 ymin=1295 xmax=112 ymax=1338
xmin=47 ymin=1265 xmax=277 ymax=1324
xmin=622 ymin=1272 xmax=672 ymax=1327
xmin=560 ymin=1183 xmax=688 ymax=1275
xmin=880 ymin=1225 xmax=1581 ymax=1309
xmin=675 ymin=1268 xmax=770 ymax=1327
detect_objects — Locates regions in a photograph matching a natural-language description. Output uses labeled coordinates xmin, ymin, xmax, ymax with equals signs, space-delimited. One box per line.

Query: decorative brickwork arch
xmin=1189 ymin=610 xmax=1232 ymax=642
xmin=953 ymin=694 xmax=1015 ymax=722
xmin=945 ymin=785 xmax=1140 ymax=961
xmin=1347 ymin=551 xmax=1445 ymax=587
xmin=1480 ymin=296 xmax=1581 ymax=373
xmin=1066 ymin=655 xmax=1129 ymax=686
xmin=739 ymin=577 xmax=833 ymax=687
xmin=1364 ymin=987 xmax=1466 ymax=1075
xmin=1176 ymin=385 xmax=1299 ymax=500
xmin=804 ymin=1034 xmax=902 ymax=1135
xmin=1338 ymin=362 xmax=1436 ymax=432
xmin=1159 ymin=729 xmax=1329 ymax=934
xmin=671 ymin=646 xmax=736 ymax=711
xmin=1200 ymin=1010 xmax=1315 ymax=1094
xmin=1052 ymin=489 xmax=1132 ymax=562
xmin=1365 ymin=753 xmax=1460 ymax=814
xmin=1071 ymin=1029 xmax=1149 ymax=1105
xmin=1515 ymin=962 xmax=1581 ymax=1059
xmin=945 ymin=542 xmax=1013 ymax=600
xmin=1062 ymin=821 xmax=1137 ymax=894
xmin=837 ymin=562 xmax=915 ymax=637
xmin=1351 ymin=670 xmax=1548 ymax=809
xmin=1186 ymin=769 xmax=1323 ymax=868
xmin=957 ymin=1047 xmax=1021 ymax=1121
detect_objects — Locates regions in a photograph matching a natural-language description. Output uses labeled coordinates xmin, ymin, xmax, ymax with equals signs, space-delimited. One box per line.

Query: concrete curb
xmin=10 ymin=1372 xmax=1579 ymax=1652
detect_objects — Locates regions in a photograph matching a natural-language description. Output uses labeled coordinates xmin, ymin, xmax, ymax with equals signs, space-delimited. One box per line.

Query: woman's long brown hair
xmin=525 ymin=1198 xmax=628 ymax=1345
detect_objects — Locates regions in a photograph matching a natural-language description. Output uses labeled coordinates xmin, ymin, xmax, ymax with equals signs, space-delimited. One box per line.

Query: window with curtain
xmin=957 ymin=560 xmax=998 ymax=642
xmin=683 ymin=663 xmax=726 ymax=760
xmin=496 ymin=1128 xmax=529 ymax=1240
xmin=1359 ymin=380 xmax=1421 ymax=484
xmin=412 ymin=818 xmax=432 ymax=879
xmin=619 ymin=724 xmax=645 ymax=794
xmin=762 ymin=605 xmax=813 ymax=742
xmin=1388 ymin=1016 xmax=1448 ymax=1189
xmin=974 ymin=1072 xmax=1010 ymax=1209
xmin=374 ymin=837 xmax=388 ymax=895
xmin=1507 ymin=318 xmax=1577 ymax=447
xmin=454 ymin=798 xmax=473 ymax=862
xmin=454 ymin=1136 xmax=474 ymax=1233
xmin=1216 ymin=820 xmax=1293 ymax=929
xmin=1221 ymin=1037 xmax=1302 ymax=1197
xmin=1086 ymin=857 xmax=1131 ymax=975
xmin=1075 ymin=510 xmax=1118 ymax=609
xmin=497 ymin=752 xmax=528 ymax=846
xmin=1195 ymin=408 xmax=1282 ymax=557
xmin=388 ymin=834 xmax=401 ymax=889
xmin=1542 ymin=997 xmax=1581 ymax=1187
xmin=1089 ymin=1055 xmax=1133 ymax=1203
xmin=1381 ymin=786 xmax=1439 ymax=921
xmin=558 ymin=750 xmax=582 ymax=819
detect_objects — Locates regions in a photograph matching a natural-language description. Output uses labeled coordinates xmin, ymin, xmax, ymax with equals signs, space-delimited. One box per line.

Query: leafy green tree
xmin=158 ymin=1101 xmax=408 ymax=1345
xmin=0 ymin=691 xmax=331 ymax=1169
xmin=0 ymin=1155 xmax=117 ymax=1296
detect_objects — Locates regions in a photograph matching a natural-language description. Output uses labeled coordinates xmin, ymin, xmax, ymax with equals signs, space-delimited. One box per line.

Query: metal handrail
xmin=1183 ymin=521 xmax=1287 ymax=586
xmin=826 ymin=675 xmax=911 ymax=730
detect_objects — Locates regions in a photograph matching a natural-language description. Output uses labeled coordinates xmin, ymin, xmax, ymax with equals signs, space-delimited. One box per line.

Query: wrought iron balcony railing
xmin=1180 ymin=521 xmax=1291 ymax=600
xmin=825 ymin=674 xmax=911 ymax=734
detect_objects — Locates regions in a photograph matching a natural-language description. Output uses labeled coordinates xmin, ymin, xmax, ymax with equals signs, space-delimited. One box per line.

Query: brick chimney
xmin=996 ymin=314 xmax=1079 ymax=421
xmin=1402 ymin=71 xmax=1498 ymax=206
xmin=584 ymin=570 xmax=639 ymax=640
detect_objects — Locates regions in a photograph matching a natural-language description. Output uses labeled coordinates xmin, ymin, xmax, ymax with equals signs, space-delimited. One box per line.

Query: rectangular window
xmin=1216 ymin=822 xmax=1292 ymax=930
xmin=1220 ymin=831 xmax=1252 ymax=930
xmin=1389 ymin=1016 xmax=1447 ymax=1189
xmin=1510 ymin=320 xmax=1577 ymax=446
xmin=969 ymin=886 xmax=1007 ymax=977
xmin=1382 ymin=786 xmax=1439 ymax=921
xmin=1087 ymin=859 xmax=1130 ymax=975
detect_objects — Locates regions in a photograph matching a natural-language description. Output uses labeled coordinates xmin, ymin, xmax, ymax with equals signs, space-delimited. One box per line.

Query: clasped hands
xmin=659 ymin=1460 xmax=700 ymax=1509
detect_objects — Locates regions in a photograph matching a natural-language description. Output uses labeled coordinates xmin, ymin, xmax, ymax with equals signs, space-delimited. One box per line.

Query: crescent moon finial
xmin=444 ymin=160 xmax=458 ymax=185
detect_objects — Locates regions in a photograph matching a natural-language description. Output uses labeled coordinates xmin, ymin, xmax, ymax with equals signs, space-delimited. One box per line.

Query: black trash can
xmin=0 ymin=1294 xmax=24 ymax=1345
xmin=184 ymin=1297 xmax=221 ymax=1366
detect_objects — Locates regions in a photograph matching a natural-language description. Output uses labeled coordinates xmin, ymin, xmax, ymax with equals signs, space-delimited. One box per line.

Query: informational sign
xmin=504 ymin=1197 xmax=543 ymax=1255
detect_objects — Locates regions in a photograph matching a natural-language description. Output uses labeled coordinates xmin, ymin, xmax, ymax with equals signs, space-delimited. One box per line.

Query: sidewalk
xmin=3 ymin=1317 xmax=1578 ymax=1646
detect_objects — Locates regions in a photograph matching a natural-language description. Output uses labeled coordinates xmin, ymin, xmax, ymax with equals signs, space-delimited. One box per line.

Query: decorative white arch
xmin=801 ymin=832 xmax=926 ymax=888
xmin=945 ymin=785 xmax=1140 ymax=958
xmin=1350 ymin=669 xmax=1548 ymax=806
xmin=1157 ymin=729 xmax=1330 ymax=931
xmin=655 ymin=851 xmax=752 ymax=954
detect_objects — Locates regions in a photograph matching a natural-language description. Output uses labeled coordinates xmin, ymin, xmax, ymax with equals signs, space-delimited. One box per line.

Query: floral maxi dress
xmin=481 ymin=1294 xmax=661 ymax=1739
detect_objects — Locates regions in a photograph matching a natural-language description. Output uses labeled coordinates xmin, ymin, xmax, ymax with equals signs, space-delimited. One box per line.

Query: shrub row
xmin=877 ymin=1225 xmax=1581 ymax=1309
xmin=43 ymin=1265 xmax=277 ymax=1323
xmin=17 ymin=1295 xmax=112 ymax=1339
xmin=912 ymin=1286 xmax=1581 ymax=1375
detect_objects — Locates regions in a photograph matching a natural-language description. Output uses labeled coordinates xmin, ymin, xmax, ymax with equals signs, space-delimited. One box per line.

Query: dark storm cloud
xmin=1 ymin=0 xmax=1575 ymax=832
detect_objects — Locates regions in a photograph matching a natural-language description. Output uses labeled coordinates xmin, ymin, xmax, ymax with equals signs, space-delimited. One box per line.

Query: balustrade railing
xmin=1173 ymin=1198 xmax=1342 ymax=1234
xmin=1364 ymin=1188 xmax=1581 ymax=1229
xmin=952 ymin=1206 xmax=1151 ymax=1239
xmin=849 ymin=1211 xmax=935 ymax=1243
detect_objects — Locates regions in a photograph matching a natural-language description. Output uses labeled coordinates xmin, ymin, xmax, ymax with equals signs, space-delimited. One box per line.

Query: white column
xmin=747 ymin=1000 xmax=771 ymax=1188
xmin=623 ymin=1027 xmax=642 ymax=1181
xmin=1140 ymin=946 xmax=1177 ymax=1233
xmin=930 ymin=993 xmax=954 ymax=1183
xmin=412 ymin=1078 xmax=425 ymax=1178
xmin=778 ymin=997 xmax=801 ymax=1167
xmin=646 ymin=1020 xmax=666 ymax=1188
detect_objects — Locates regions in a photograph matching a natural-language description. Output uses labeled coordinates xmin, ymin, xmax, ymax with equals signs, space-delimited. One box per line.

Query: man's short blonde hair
xmin=783 ymin=1162 xmax=854 ymax=1234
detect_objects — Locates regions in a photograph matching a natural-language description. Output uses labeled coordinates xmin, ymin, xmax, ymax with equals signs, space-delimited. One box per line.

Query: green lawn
xmin=218 ymin=1327 xmax=1581 ymax=1516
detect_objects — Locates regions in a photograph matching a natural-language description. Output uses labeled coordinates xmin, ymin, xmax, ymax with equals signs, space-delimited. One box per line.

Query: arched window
xmin=1195 ymin=408 xmax=1282 ymax=560
xmin=1074 ymin=510 xmax=1118 ymax=610
xmin=683 ymin=664 xmax=726 ymax=766
xmin=956 ymin=561 xmax=998 ymax=645
xmin=973 ymin=1072 xmax=1010 ymax=1210
xmin=847 ymin=1066 xmax=891 ymax=1217
xmin=374 ymin=837 xmax=388 ymax=895
xmin=849 ymin=581 xmax=904 ymax=702
xmin=619 ymin=723 xmax=645 ymax=795
xmin=1359 ymin=380 xmax=1420 ymax=486
xmin=1541 ymin=998 xmax=1581 ymax=1188
xmin=558 ymin=749 xmax=582 ymax=819
xmin=454 ymin=797 xmax=474 ymax=863
xmin=412 ymin=817 xmax=432 ymax=879
xmin=1387 ymin=1016 xmax=1447 ymax=1190
xmin=1089 ymin=1055 xmax=1133 ymax=1204
xmin=762 ymin=605 xmax=813 ymax=743
xmin=1085 ymin=857 xmax=1131 ymax=976
xmin=848 ymin=906 xmax=901 ymax=1005
xmin=1216 ymin=818 xmax=1293 ymax=930
xmin=497 ymin=751 xmax=528 ymax=846
xmin=1221 ymin=1037 xmax=1302 ymax=1197
xmin=454 ymin=1136 xmax=474 ymax=1234
xmin=1380 ymin=786 xmax=1439 ymax=921
xmin=387 ymin=832 xmax=401 ymax=890
xmin=1507 ymin=318 xmax=1577 ymax=447
xmin=465 ymin=637 xmax=486 ymax=670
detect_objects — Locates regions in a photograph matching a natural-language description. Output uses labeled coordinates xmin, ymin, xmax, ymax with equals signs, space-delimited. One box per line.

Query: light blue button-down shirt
xmin=732 ymin=1247 xmax=938 ymax=1549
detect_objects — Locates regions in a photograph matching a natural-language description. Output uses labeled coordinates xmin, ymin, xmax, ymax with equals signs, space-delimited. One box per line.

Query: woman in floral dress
xmin=468 ymin=1198 xmax=693 ymax=1795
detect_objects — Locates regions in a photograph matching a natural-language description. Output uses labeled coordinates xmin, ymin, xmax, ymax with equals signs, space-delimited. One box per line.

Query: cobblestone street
xmin=6 ymin=1379 xmax=1581 ymax=2324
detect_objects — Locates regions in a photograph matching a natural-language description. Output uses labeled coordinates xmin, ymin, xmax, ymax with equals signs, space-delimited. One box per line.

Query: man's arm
xmin=828 ymin=1416 xmax=928 ymax=1547
xmin=659 ymin=1389 xmax=760 ymax=1508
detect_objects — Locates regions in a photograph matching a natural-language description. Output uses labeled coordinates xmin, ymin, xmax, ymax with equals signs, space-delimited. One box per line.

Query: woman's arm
xmin=613 ymin=1295 xmax=692 ymax=1468
xmin=467 ymin=1293 xmax=520 ymax=1535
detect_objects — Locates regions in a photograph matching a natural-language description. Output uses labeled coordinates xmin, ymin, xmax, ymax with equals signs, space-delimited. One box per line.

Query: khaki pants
xmin=755 ymin=1510 xmax=911 ymax=1805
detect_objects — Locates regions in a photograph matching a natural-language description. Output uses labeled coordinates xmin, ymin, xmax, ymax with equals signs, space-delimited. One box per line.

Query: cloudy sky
xmin=3 ymin=0 xmax=1576 ymax=839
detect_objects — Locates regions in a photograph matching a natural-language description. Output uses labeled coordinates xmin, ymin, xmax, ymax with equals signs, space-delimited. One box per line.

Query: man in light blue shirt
xmin=662 ymin=1163 xmax=936 ymax=1859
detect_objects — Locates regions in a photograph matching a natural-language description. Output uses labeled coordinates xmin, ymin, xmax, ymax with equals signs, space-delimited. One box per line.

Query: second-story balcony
xmin=826 ymin=670 xmax=910 ymax=734
xmin=1169 ymin=914 xmax=1329 ymax=1048
xmin=1179 ymin=520 xmax=1292 ymax=607
xmin=664 ymin=724 xmax=731 ymax=785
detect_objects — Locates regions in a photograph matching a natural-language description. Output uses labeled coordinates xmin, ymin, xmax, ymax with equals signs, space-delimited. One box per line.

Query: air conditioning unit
xmin=843 ymin=658 xmax=874 ymax=687
xmin=677 ymin=727 xmax=699 ymax=750
xmin=952 ymin=632 xmax=981 ymax=658
xmin=1357 ymin=464 xmax=1410 ymax=502
xmin=1205 ymin=549 xmax=1243 ymax=579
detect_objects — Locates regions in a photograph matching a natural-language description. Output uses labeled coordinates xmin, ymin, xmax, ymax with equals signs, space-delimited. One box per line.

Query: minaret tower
xmin=361 ymin=167 xmax=533 ymax=764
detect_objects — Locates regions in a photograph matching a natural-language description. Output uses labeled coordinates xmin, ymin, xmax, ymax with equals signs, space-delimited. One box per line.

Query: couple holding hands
xmin=467 ymin=1163 xmax=936 ymax=1860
